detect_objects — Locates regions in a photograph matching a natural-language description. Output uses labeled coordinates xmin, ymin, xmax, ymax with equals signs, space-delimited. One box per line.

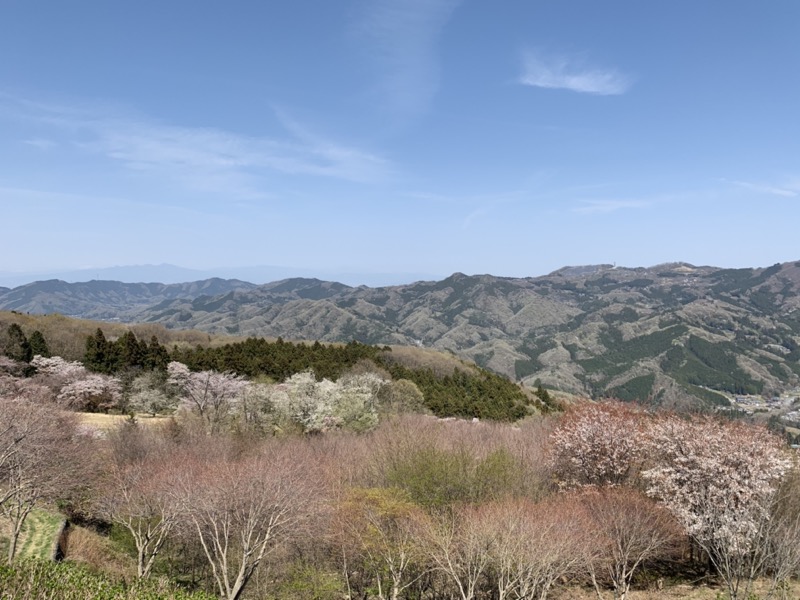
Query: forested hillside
xmin=0 ymin=317 xmax=542 ymax=424
xmin=3 ymin=260 xmax=800 ymax=407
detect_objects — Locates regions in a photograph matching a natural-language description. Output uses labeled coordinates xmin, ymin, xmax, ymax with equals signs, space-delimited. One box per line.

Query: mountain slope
xmin=3 ymin=262 xmax=800 ymax=407
xmin=0 ymin=278 xmax=257 ymax=320
xmin=133 ymin=262 xmax=800 ymax=406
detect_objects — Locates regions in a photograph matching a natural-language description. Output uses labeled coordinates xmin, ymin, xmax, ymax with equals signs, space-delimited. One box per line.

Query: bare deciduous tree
xmin=579 ymin=487 xmax=683 ymax=600
xmin=0 ymin=398 xmax=86 ymax=563
xmin=97 ymin=424 xmax=182 ymax=578
xmin=468 ymin=496 xmax=588 ymax=600
xmin=762 ymin=472 xmax=800 ymax=600
xmin=425 ymin=508 xmax=493 ymax=600
xmin=178 ymin=440 xmax=320 ymax=600
xmin=335 ymin=487 xmax=429 ymax=600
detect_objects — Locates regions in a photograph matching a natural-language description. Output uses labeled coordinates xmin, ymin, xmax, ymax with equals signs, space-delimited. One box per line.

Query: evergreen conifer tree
xmin=27 ymin=330 xmax=50 ymax=358
xmin=3 ymin=323 xmax=32 ymax=362
xmin=115 ymin=331 xmax=145 ymax=370
xmin=145 ymin=335 xmax=170 ymax=370
xmin=84 ymin=328 xmax=113 ymax=373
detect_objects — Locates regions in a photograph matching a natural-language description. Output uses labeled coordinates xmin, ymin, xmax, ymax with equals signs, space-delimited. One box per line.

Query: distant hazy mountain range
xmin=0 ymin=264 xmax=439 ymax=288
xmin=3 ymin=261 xmax=800 ymax=408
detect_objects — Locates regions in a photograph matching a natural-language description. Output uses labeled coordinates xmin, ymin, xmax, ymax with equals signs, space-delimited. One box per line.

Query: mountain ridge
xmin=0 ymin=278 xmax=257 ymax=320
xmin=0 ymin=263 xmax=441 ymax=288
xmin=3 ymin=261 xmax=800 ymax=408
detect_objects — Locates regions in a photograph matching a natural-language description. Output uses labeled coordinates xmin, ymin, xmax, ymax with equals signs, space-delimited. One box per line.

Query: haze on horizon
xmin=2 ymin=1 xmax=799 ymax=280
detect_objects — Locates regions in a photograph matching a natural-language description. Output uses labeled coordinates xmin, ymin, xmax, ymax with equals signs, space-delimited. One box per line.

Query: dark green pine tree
xmin=115 ymin=331 xmax=145 ymax=370
xmin=3 ymin=324 xmax=32 ymax=362
xmin=27 ymin=330 xmax=50 ymax=358
xmin=144 ymin=335 xmax=170 ymax=370
xmin=84 ymin=328 xmax=113 ymax=373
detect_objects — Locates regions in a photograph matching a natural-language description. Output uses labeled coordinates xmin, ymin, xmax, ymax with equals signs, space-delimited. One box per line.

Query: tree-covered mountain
xmin=3 ymin=261 xmax=800 ymax=407
xmin=0 ymin=278 xmax=256 ymax=320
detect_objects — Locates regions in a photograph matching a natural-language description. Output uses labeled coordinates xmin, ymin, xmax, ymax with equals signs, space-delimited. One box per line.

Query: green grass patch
xmin=0 ymin=559 xmax=215 ymax=599
xmin=16 ymin=509 xmax=64 ymax=561
xmin=0 ymin=508 xmax=64 ymax=562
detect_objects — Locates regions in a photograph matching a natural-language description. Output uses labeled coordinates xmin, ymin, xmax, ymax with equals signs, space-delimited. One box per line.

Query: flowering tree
xmin=28 ymin=355 xmax=122 ymax=412
xmin=127 ymin=371 xmax=176 ymax=416
xmin=269 ymin=370 xmax=386 ymax=434
xmin=57 ymin=373 xmax=122 ymax=412
xmin=0 ymin=356 xmax=27 ymax=378
xmin=0 ymin=373 xmax=52 ymax=404
xmin=30 ymin=355 xmax=87 ymax=381
xmin=643 ymin=416 xmax=792 ymax=600
xmin=549 ymin=401 xmax=648 ymax=489
xmin=333 ymin=372 xmax=385 ymax=432
xmin=167 ymin=362 xmax=248 ymax=433
xmin=268 ymin=371 xmax=338 ymax=433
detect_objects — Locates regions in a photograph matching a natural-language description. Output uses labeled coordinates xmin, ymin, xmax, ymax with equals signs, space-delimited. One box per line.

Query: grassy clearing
xmin=16 ymin=509 xmax=64 ymax=561
xmin=0 ymin=508 xmax=63 ymax=562
xmin=77 ymin=413 xmax=172 ymax=433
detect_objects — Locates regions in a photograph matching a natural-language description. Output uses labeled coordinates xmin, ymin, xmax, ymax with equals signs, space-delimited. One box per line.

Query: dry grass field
xmin=62 ymin=525 xmax=136 ymax=581
xmin=77 ymin=412 xmax=172 ymax=435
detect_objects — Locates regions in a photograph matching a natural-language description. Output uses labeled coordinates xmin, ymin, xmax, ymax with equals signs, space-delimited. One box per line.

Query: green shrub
xmin=0 ymin=560 xmax=214 ymax=600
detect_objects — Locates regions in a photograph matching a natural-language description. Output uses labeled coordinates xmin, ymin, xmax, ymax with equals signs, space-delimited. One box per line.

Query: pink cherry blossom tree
xmin=549 ymin=401 xmax=649 ymax=490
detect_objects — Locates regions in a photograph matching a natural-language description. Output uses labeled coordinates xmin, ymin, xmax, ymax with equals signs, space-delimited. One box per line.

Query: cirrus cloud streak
xmin=519 ymin=51 xmax=631 ymax=95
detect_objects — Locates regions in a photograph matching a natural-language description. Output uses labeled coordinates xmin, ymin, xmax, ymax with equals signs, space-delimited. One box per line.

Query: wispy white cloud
xmin=0 ymin=94 xmax=392 ymax=197
xmin=23 ymin=138 xmax=57 ymax=150
xmin=462 ymin=207 xmax=489 ymax=229
xmin=0 ymin=185 xmax=209 ymax=217
xmin=519 ymin=50 xmax=631 ymax=95
xmin=572 ymin=199 xmax=650 ymax=214
xmin=404 ymin=189 xmax=525 ymax=230
xmin=727 ymin=179 xmax=798 ymax=198
xmin=80 ymin=118 xmax=391 ymax=196
xmin=270 ymin=108 xmax=391 ymax=183
xmin=354 ymin=0 xmax=461 ymax=117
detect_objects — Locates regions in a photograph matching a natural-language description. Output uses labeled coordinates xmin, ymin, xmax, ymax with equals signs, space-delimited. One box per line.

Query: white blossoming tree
xmin=127 ymin=371 xmax=176 ymax=417
xmin=167 ymin=362 xmax=248 ymax=433
xmin=269 ymin=370 xmax=386 ymax=434
xmin=643 ymin=416 xmax=792 ymax=600
xmin=57 ymin=373 xmax=122 ymax=412
xmin=31 ymin=355 xmax=122 ymax=412
xmin=30 ymin=355 xmax=87 ymax=382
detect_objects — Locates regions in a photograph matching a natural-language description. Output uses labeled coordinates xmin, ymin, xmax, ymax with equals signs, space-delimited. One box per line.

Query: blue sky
xmin=2 ymin=1 xmax=799 ymax=285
